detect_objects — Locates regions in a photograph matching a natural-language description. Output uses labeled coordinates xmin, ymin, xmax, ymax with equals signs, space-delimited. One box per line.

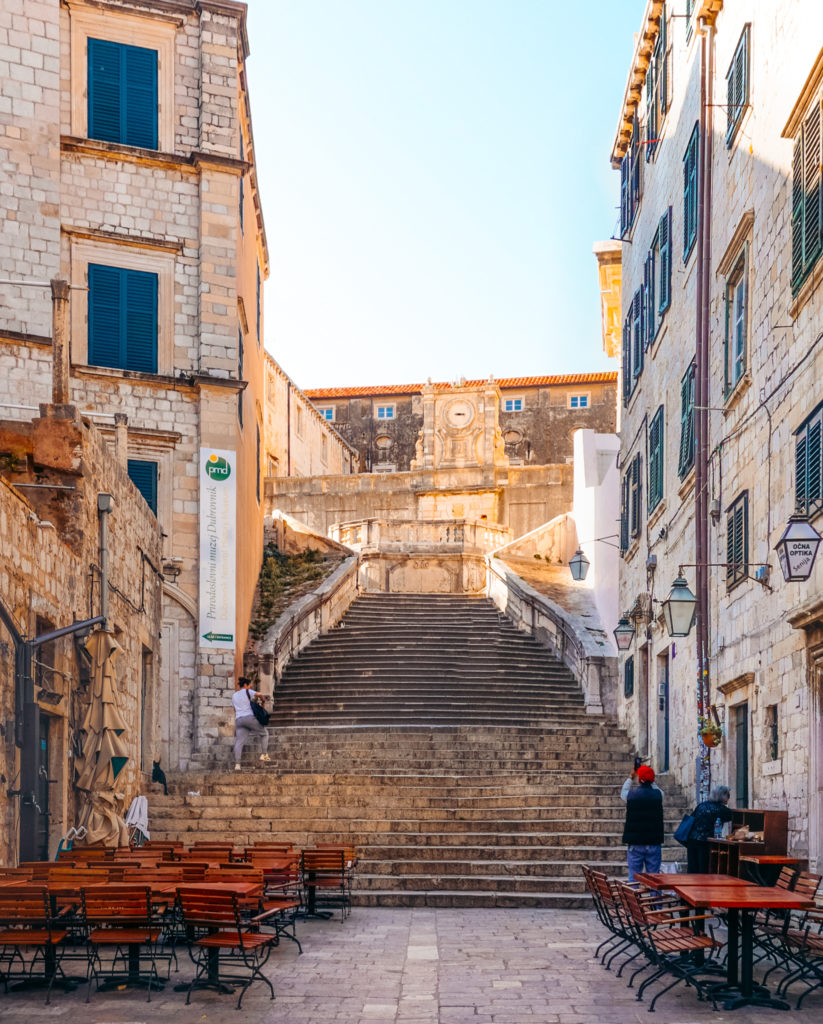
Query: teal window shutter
xmin=658 ymin=207 xmax=672 ymax=314
xmin=678 ymin=362 xmax=696 ymax=478
xmin=127 ymin=459 xmax=158 ymax=515
xmin=88 ymin=264 xmax=157 ymax=373
xmin=791 ymin=98 xmax=823 ymax=293
xmin=88 ymin=38 xmax=157 ymax=149
xmin=624 ymin=655 xmax=634 ymax=698
xmin=644 ymin=250 xmax=655 ymax=347
xmin=648 ymin=406 xmax=664 ymax=513
xmin=795 ymin=406 xmax=823 ymax=516
xmin=726 ymin=493 xmax=748 ymax=588
xmin=622 ymin=312 xmax=631 ymax=405
xmin=726 ymin=25 xmax=750 ymax=147
xmin=659 ymin=12 xmax=667 ymax=115
xmin=629 ymin=453 xmax=642 ymax=538
xmin=632 ymin=288 xmax=644 ymax=381
xmin=683 ymin=125 xmax=699 ymax=260
xmin=620 ymin=472 xmax=630 ymax=553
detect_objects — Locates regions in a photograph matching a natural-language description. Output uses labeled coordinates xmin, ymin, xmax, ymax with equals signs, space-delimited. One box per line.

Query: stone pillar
xmin=50 ymin=279 xmax=70 ymax=406
xmin=114 ymin=413 xmax=129 ymax=466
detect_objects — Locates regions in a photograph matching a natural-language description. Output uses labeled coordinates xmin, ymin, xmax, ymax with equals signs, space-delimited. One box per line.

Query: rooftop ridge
xmin=304 ymin=371 xmax=618 ymax=399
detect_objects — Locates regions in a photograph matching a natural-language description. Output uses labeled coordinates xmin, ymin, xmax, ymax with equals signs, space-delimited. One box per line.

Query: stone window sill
xmin=723 ymin=371 xmax=752 ymax=414
xmin=790 ymin=257 xmax=823 ymax=320
xmin=678 ymin=466 xmax=695 ymax=500
xmin=647 ymin=499 xmax=667 ymax=533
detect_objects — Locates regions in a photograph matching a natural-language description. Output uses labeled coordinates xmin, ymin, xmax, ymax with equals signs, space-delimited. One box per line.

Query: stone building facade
xmin=611 ymin=0 xmax=823 ymax=866
xmin=0 ymin=406 xmax=162 ymax=863
xmin=0 ymin=0 xmax=267 ymax=769
xmin=264 ymin=354 xmax=359 ymax=479
xmin=304 ymin=372 xmax=618 ymax=474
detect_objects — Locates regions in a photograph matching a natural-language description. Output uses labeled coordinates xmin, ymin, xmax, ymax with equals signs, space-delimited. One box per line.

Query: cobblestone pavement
xmin=2 ymin=908 xmax=821 ymax=1024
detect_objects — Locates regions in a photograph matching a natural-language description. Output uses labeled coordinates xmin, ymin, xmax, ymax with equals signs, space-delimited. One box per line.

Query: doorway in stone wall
xmin=656 ymin=651 xmax=670 ymax=774
xmin=733 ymin=702 xmax=750 ymax=808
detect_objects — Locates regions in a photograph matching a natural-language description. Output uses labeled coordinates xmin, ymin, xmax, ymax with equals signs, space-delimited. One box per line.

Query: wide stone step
xmin=351 ymin=891 xmax=593 ymax=910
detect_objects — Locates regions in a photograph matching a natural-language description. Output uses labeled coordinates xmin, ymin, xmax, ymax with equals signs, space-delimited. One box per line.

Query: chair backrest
xmin=81 ymin=885 xmax=152 ymax=925
xmin=775 ymin=866 xmax=797 ymax=889
xmin=178 ymin=889 xmax=250 ymax=945
xmin=205 ymin=866 xmax=263 ymax=883
xmin=302 ymin=849 xmax=345 ymax=874
xmin=616 ymin=882 xmax=649 ymax=926
xmin=793 ymin=871 xmax=822 ymax=902
xmin=314 ymin=843 xmax=357 ymax=866
xmin=0 ymin=887 xmax=50 ymax=927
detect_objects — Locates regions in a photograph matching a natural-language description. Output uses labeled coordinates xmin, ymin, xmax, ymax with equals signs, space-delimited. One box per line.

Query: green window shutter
xmin=630 ymin=453 xmax=642 ymax=537
xmin=683 ymin=127 xmax=699 ymax=259
xmin=620 ymin=471 xmax=630 ymax=553
xmin=658 ymin=207 xmax=672 ymax=314
xmin=624 ymin=655 xmax=635 ymax=698
xmin=726 ymin=495 xmax=748 ymax=586
xmin=792 ymin=135 xmax=806 ymax=287
xmin=801 ymin=413 xmax=823 ymax=514
xmin=644 ymin=249 xmax=655 ymax=346
xmin=123 ymin=42 xmax=158 ymax=149
xmin=88 ymin=39 xmax=122 ymax=143
xmin=648 ymin=407 xmax=663 ymax=513
xmin=802 ymin=101 xmax=822 ymax=278
xmin=622 ymin=314 xmax=631 ymax=405
xmin=659 ymin=13 xmax=668 ymax=115
xmin=88 ymin=264 xmax=157 ymax=373
xmin=620 ymin=154 xmax=630 ymax=236
xmin=646 ymin=54 xmax=657 ymax=162
xmin=127 ymin=459 xmax=158 ymax=515
xmin=632 ymin=288 xmax=644 ymax=381
xmin=678 ymin=363 xmax=695 ymax=478
xmin=630 ymin=116 xmax=641 ymax=211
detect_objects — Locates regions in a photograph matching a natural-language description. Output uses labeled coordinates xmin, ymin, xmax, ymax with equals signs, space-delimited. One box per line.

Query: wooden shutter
xmin=683 ymin=127 xmax=699 ymax=256
xmin=678 ymin=364 xmax=695 ymax=477
xmin=658 ymin=207 xmax=672 ymax=313
xmin=804 ymin=413 xmax=823 ymax=513
xmin=123 ymin=43 xmax=158 ymax=148
xmin=88 ymin=264 xmax=123 ymax=368
xmin=88 ymin=38 xmax=122 ymax=143
xmin=644 ymin=251 xmax=655 ymax=347
xmin=659 ymin=12 xmax=668 ymax=115
xmin=620 ymin=154 xmax=630 ymax=236
xmin=630 ymin=453 xmax=642 ymax=538
xmin=630 ymin=117 xmax=641 ymax=210
xmin=646 ymin=52 xmax=657 ymax=162
xmin=632 ymin=288 xmax=644 ymax=380
xmin=649 ymin=407 xmax=663 ymax=512
xmin=725 ymin=27 xmax=748 ymax=146
xmin=620 ymin=471 xmax=630 ymax=552
xmin=792 ymin=135 xmax=805 ymax=286
xmin=803 ymin=100 xmax=822 ymax=276
xmin=624 ymin=655 xmax=634 ymax=698
xmin=127 ymin=459 xmax=158 ymax=515
xmin=622 ymin=314 xmax=631 ymax=405
xmin=726 ymin=496 xmax=747 ymax=586
xmin=124 ymin=268 xmax=158 ymax=373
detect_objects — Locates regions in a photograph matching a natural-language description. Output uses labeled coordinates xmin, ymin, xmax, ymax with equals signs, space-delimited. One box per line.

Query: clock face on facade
xmin=443 ymin=398 xmax=475 ymax=430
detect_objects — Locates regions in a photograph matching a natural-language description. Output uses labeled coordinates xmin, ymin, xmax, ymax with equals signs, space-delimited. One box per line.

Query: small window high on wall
xmin=87 ymin=38 xmax=158 ymax=149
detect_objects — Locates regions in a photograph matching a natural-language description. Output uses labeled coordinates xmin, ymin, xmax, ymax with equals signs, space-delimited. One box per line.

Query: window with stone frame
xmin=795 ymin=402 xmax=823 ymax=517
xmin=620 ymin=115 xmax=642 ymax=236
xmin=622 ymin=288 xmax=644 ymax=404
xmin=683 ymin=124 xmax=700 ymax=261
xmin=791 ymin=89 xmax=823 ymax=294
xmin=678 ymin=361 xmax=696 ymax=478
xmin=504 ymin=398 xmax=524 ymax=412
xmin=127 ymin=459 xmax=158 ymax=515
xmin=726 ymin=491 xmax=749 ymax=589
xmin=645 ymin=8 xmax=668 ymax=161
xmin=88 ymin=264 xmax=158 ymax=374
xmin=766 ymin=703 xmax=779 ymax=761
xmin=648 ymin=406 xmax=664 ymax=514
xmin=376 ymin=404 xmax=396 ymax=420
xmin=724 ymin=247 xmax=749 ymax=397
xmin=317 ymin=407 xmax=334 ymax=421
xmin=726 ymin=25 xmax=751 ymax=147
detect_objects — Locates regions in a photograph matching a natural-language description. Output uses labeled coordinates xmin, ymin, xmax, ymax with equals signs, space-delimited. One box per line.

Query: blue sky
xmin=244 ymin=0 xmax=645 ymax=388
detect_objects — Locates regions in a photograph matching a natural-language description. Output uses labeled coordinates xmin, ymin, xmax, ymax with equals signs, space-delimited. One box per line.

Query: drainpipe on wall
xmin=695 ymin=19 xmax=715 ymax=801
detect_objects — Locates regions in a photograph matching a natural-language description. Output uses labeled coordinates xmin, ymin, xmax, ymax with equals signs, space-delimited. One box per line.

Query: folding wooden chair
xmin=177 ymin=888 xmax=278 ymax=1009
xmin=81 ymin=885 xmax=164 ymax=1002
xmin=0 ymin=887 xmax=69 ymax=1005
xmin=301 ymin=849 xmax=351 ymax=921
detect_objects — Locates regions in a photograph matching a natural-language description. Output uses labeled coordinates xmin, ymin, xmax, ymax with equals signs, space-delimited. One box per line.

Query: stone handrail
xmin=257 ymin=555 xmax=359 ymax=692
xmin=485 ymin=556 xmax=616 ymax=715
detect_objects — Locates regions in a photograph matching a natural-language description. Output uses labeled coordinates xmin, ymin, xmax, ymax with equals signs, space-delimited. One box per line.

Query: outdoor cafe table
xmin=739 ymin=854 xmax=803 ymax=886
xmin=670 ymin=882 xmax=814 ymax=1011
xmin=634 ymin=872 xmax=750 ymax=888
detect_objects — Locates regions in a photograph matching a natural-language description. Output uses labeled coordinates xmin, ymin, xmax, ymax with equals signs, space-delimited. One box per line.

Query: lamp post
xmin=775 ymin=514 xmax=822 ymax=582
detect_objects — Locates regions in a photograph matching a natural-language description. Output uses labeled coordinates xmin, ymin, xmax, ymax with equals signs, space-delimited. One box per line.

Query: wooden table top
xmin=672 ymin=884 xmax=815 ymax=910
xmin=738 ymin=855 xmax=801 ymax=865
xmin=634 ymin=872 xmax=749 ymax=888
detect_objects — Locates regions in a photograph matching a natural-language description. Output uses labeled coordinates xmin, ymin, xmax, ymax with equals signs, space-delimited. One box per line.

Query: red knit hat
xmin=637 ymin=765 xmax=655 ymax=784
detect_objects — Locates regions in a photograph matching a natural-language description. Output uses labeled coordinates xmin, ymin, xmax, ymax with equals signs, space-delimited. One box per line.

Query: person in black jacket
xmin=622 ymin=765 xmax=664 ymax=881
xmin=686 ymin=785 xmax=734 ymax=873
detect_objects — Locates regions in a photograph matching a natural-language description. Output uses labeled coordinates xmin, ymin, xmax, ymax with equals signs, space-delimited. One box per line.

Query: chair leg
xmin=648 ymin=974 xmax=683 ymax=1013
xmin=796 ymin=975 xmax=823 ymax=1010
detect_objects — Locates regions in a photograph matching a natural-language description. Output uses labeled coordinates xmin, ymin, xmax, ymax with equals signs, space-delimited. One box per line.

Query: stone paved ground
xmin=2 ymin=908 xmax=821 ymax=1024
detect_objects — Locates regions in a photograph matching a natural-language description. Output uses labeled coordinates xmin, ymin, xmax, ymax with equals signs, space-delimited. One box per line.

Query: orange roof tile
xmin=304 ymin=372 xmax=617 ymax=400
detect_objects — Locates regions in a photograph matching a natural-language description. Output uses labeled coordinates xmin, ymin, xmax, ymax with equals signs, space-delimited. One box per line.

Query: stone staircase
xmin=151 ymin=593 xmax=686 ymax=908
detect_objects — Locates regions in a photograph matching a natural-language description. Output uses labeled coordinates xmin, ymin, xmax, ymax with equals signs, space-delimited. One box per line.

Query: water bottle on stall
xmin=714 ymin=817 xmax=723 ymax=839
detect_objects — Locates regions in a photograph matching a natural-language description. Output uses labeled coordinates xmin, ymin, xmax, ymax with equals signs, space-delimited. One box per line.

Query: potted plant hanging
xmin=699 ymin=709 xmax=723 ymax=748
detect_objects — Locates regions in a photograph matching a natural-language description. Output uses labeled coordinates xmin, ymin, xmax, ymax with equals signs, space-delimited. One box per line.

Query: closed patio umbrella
xmin=73 ymin=630 xmax=130 ymax=847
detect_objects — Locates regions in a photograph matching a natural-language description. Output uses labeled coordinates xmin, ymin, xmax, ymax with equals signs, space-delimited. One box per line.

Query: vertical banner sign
xmin=199 ymin=448 xmax=236 ymax=649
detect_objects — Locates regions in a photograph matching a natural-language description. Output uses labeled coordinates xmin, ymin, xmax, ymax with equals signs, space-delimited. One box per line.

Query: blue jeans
xmin=626 ymin=844 xmax=662 ymax=882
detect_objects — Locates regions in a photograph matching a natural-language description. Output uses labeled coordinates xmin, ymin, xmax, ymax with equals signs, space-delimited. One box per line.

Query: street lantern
xmin=775 ymin=514 xmax=822 ymax=582
xmin=569 ymin=548 xmax=590 ymax=581
xmin=613 ymin=617 xmax=635 ymax=651
xmin=662 ymin=573 xmax=698 ymax=638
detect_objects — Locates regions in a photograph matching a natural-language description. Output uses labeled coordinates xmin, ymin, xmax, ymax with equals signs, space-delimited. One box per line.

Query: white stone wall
xmin=614 ymin=0 xmax=823 ymax=861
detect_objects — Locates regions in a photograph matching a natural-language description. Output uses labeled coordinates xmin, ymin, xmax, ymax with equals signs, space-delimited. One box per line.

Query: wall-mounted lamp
xmin=613 ymin=617 xmax=636 ymax=650
xmin=566 ymin=535 xmax=619 ymax=581
xmin=661 ymin=573 xmax=698 ymax=638
xmin=775 ymin=513 xmax=822 ymax=582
